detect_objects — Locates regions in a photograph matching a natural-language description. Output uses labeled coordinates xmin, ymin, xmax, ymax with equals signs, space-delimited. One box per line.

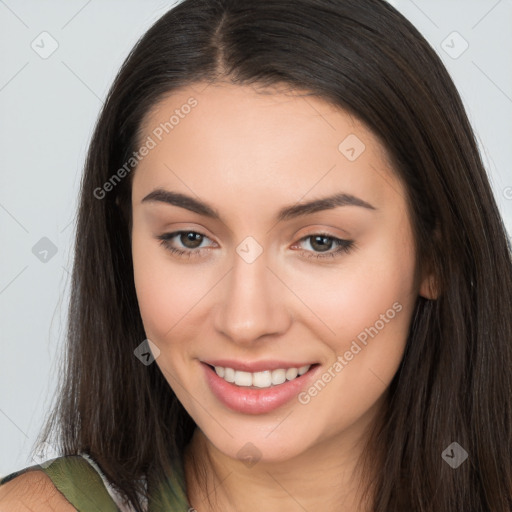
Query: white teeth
xmin=224 ymin=367 xmax=236 ymax=383
xmin=212 ymin=364 xmax=312 ymax=388
xmin=253 ymin=370 xmax=272 ymax=388
xmin=234 ymin=371 xmax=252 ymax=387
xmin=298 ymin=365 xmax=310 ymax=376
xmin=271 ymin=369 xmax=287 ymax=385
xmin=285 ymin=367 xmax=298 ymax=380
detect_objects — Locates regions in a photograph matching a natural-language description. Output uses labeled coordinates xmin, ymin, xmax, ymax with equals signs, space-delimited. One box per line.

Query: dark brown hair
xmin=33 ymin=0 xmax=512 ymax=510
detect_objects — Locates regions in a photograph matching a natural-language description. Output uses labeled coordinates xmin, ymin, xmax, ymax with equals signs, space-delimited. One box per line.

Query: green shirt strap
xmin=0 ymin=455 xmax=120 ymax=511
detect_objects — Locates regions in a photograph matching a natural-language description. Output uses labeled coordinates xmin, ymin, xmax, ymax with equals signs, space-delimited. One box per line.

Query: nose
xmin=213 ymin=248 xmax=292 ymax=345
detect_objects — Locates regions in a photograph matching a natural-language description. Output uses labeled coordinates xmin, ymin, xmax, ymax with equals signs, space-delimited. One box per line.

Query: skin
xmin=130 ymin=81 xmax=437 ymax=512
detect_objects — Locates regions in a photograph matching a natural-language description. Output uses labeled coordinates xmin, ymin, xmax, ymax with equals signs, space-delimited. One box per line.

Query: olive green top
xmin=0 ymin=453 xmax=191 ymax=511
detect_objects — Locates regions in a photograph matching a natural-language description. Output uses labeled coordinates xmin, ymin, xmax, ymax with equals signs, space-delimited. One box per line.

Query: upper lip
xmin=202 ymin=359 xmax=317 ymax=373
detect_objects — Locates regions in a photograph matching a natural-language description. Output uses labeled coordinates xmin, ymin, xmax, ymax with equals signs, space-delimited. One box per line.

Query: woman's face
xmin=130 ymin=82 xmax=434 ymax=463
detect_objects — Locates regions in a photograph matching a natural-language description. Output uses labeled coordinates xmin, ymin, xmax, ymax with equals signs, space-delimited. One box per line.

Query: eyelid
xmin=157 ymin=230 xmax=217 ymax=249
xmin=293 ymin=223 xmax=352 ymax=240
xmin=156 ymin=229 xmax=355 ymax=261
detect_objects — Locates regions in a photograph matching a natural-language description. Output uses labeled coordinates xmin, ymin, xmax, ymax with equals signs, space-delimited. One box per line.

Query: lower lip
xmin=201 ymin=362 xmax=320 ymax=415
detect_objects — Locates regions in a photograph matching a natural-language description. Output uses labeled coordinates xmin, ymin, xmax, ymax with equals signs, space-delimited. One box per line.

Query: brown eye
xmin=294 ymin=234 xmax=355 ymax=260
xmin=309 ymin=235 xmax=335 ymax=252
xmin=156 ymin=230 xmax=214 ymax=259
xmin=178 ymin=231 xmax=204 ymax=249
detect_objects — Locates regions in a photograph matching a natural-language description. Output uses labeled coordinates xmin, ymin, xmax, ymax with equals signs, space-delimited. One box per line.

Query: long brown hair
xmin=33 ymin=0 xmax=512 ymax=510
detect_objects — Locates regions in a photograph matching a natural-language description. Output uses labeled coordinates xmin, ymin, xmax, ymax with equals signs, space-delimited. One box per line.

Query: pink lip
xmin=202 ymin=359 xmax=315 ymax=372
xmin=201 ymin=362 xmax=321 ymax=415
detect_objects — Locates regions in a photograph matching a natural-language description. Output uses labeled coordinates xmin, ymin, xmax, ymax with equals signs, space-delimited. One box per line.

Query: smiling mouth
xmin=205 ymin=363 xmax=319 ymax=389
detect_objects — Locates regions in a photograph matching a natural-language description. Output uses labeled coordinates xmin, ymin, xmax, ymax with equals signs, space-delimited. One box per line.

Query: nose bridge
xmin=213 ymin=240 xmax=290 ymax=343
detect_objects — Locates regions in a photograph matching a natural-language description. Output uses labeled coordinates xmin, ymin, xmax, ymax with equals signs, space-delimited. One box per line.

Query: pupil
xmin=182 ymin=232 xmax=202 ymax=248
xmin=312 ymin=235 xmax=331 ymax=252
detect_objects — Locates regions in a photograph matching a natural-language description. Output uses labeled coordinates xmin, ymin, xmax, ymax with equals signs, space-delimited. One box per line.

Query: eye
xmin=156 ymin=230 xmax=215 ymax=259
xmin=155 ymin=230 xmax=355 ymax=261
xmin=292 ymin=233 xmax=355 ymax=260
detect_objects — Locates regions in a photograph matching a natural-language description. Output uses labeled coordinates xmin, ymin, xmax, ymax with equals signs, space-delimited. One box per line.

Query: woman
xmin=1 ymin=0 xmax=511 ymax=510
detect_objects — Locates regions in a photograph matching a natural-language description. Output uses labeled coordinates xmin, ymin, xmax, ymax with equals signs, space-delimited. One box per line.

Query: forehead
xmin=133 ymin=82 xmax=404 ymax=214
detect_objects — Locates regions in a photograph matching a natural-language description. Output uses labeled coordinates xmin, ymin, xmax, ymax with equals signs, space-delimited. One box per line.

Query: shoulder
xmin=0 ymin=469 xmax=76 ymax=511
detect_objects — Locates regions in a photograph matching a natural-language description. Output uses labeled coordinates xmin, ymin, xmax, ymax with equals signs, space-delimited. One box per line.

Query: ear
xmin=419 ymin=270 xmax=439 ymax=300
xmin=418 ymin=223 xmax=441 ymax=300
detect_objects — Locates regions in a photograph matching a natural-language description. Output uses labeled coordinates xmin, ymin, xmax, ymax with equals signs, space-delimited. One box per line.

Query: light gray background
xmin=1 ymin=0 xmax=511 ymax=476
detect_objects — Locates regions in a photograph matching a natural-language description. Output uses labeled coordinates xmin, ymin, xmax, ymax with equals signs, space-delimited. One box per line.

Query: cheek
xmin=288 ymin=238 xmax=416 ymax=430
xmin=131 ymin=230 xmax=216 ymax=346
xmin=316 ymin=236 xmax=416 ymax=404
xmin=293 ymin=248 xmax=416 ymax=435
xmin=132 ymin=230 xmax=186 ymax=341
xmin=132 ymin=233 xmax=167 ymax=335
xmin=287 ymin=232 xmax=417 ymax=348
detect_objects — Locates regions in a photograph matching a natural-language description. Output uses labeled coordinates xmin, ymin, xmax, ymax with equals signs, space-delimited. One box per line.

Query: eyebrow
xmin=141 ymin=188 xmax=376 ymax=222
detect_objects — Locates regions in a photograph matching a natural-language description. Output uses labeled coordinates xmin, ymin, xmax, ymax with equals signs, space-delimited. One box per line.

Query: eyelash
xmin=156 ymin=230 xmax=355 ymax=261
